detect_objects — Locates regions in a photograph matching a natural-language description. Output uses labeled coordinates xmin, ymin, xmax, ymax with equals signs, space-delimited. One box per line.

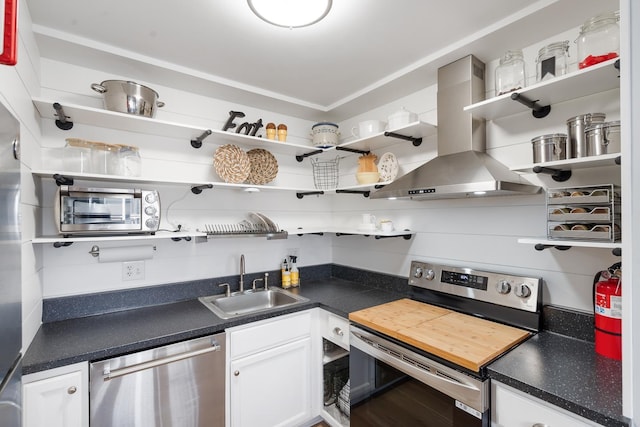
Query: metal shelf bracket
xmin=375 ymin=231 xmax=413 ymax=240
xmin=335 ymin=146 xmax=370 ymax=155
xmin=53 ymin=102 xmax=74 ymax=130
xmin=384 ymin=131 xmax=422 ymax=146
xmin=53 ymin=241 xmax=73 ymax=248
xmin=510 ymin=92 xmax=551 ymax=118
xmin=335 ymin=189 xmax=370 ymax=198
xmin=190 ymin=130 xmax=212 ymax=148
xmin=53 ymin=174 xmax=74 ymax=186
xmin=296 ymin=191 xmax=324 ymax=199
xmin=296 ymin=149 xmax=324 ymax=162
xmin=532 ymin=166 xmax=572 ymax=182
xmin=534 ymin=243 xmax=571 ymax=251
xmin=191 ymin=184 xmax=213 ymax=194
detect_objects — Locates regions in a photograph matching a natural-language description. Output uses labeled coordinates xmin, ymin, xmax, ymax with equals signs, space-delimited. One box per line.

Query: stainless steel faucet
xmin=239 ymin=254 xmax=245 ymax=292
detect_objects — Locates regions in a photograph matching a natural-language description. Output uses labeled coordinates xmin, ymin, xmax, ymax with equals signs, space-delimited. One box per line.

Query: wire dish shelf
xmin=312 ymin=157 xmax=339 ymax=190
xmin=200 ymin=213 xmax=287 ymax=240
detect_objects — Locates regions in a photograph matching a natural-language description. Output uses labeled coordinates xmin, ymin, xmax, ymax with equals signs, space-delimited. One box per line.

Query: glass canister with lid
xmin=536 ymin=41 xmax=570 ymax=82
xmin=90 ymin=142 xmax=118 ymax=175
xmin=495 ymin=49 xmax=527 ymax=96
xmin=63 ymin=138 xmax=93 ymax=173
xmin=577 ymin=11 xmax=620 ymax=69
xmin=115 ymin=144 xmax=142 ymax=177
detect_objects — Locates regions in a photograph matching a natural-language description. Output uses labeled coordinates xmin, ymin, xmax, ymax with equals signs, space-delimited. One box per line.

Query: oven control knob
xmin=145 ymin=193 xmax=156 ymax=203
xmin=514 ymin=283 xmax=532 ymax=298
xmin=424 ymin=269 xmax=435 ymax=281
xmin=414 ymin=267 xmax=423 ymax=278
xmin=145 ymin=218 xmax=158 ymax=229
xmin=145 ymin=206 xmax=157 ymax=215
xmin=496 ymin=280 xmax=511 ymax=294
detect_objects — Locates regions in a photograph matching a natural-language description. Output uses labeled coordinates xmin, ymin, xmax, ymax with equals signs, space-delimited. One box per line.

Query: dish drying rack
xmin=199 ymin=213 xmax=288 ymax=240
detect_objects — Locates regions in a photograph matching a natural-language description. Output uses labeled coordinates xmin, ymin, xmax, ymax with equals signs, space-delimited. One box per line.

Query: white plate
xmin=378 ymin=152 xmax=399 ymax=182
xmin=255 ymin=212 xmax=278 ymax=232
xmin=248 ymin=212 xmax=269 ymax=232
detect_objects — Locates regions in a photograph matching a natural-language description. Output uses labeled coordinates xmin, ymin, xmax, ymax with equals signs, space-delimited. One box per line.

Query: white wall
xmin=27 ymin=13 xmax=620 ymax=319
xmin=334 ymin=24 xmax=621 ymax=312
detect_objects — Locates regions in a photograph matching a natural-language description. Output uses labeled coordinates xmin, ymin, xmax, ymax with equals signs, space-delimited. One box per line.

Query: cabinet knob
xmin=67 ymin=386 xmax=77 ymax=394
xmin=234 ymin=370 xmax=240 ymax=376
xmin=333 ymin=327 xmax=344 ymax=337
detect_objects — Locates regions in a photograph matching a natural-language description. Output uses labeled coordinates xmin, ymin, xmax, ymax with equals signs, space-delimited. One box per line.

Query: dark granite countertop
xmin=22 ymin=277 xmax=403 ymax=375
xmin=23 ymin=272 xmax=626 ymax=426
xmin=488 ymin=331 xmax=627 ymax=427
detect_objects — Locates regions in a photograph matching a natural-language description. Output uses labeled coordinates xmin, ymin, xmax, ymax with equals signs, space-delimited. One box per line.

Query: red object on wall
xmin=1 ymin=0 xmax=18 ymax=66
xmin=595 ymin=276 xmax=622 ymax=360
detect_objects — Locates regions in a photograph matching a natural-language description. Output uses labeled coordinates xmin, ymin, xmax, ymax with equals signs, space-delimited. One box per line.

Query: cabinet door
xmin=230 ymin=337 xmax=312 ymax=427
xmin=24 ymin=370 xmax=85 ymax=427
xmin=491 ymin=381 xmax=603 ymax=427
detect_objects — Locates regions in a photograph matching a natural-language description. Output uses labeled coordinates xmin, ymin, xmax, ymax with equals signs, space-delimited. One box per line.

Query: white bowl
xmin=356 ymin=171 xmax=380 ymax=184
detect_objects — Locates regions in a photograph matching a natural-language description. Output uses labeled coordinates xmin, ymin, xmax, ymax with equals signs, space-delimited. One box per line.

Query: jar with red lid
xmin=577 ymin=11 xmax=620 ymax=69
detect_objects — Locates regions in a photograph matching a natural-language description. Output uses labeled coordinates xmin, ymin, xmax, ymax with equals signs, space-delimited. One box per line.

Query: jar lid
xmin=587 ymin=120 xmax=620 ymax=131
xmin=531 ymin=133 xmax=567 ymax=143
xmin=114 ymin=144 xmax=140 ymax=152
xmin=537 ymin=41 xmax=569 ymax=57
xmin=312 ymin=122 xmax=338 ymax=129
xmin=580 ymin=11 xmax=619 ymax=33
xmin=65 ymin=138 xmax=92 ymax=148
xmin=500 ymin=49 xmax=524 ymax=63
xmin=566 ymin=112 xmax=606 ymax=124
xmin=90 ymin=142 xmax=118 ymax=151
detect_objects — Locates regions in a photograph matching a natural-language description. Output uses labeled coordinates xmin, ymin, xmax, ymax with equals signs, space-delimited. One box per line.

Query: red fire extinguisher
xmin=593 ymin=262 xmax=622 ymax=360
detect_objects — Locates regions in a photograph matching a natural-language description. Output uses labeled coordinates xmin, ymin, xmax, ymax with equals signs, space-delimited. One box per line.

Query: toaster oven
xmin=55 ymin=186 xmax=160 ymax=235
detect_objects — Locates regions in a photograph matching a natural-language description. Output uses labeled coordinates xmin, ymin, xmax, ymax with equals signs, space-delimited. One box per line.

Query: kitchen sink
xmin=199 ymin=287 xmax=309 ymax=319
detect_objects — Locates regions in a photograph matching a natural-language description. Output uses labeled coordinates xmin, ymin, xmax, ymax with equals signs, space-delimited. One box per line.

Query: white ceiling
xmin=26 ymin=0 xmax=618 ymax=121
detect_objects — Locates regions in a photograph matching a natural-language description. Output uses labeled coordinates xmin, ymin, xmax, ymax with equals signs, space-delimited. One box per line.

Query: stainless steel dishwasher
xmin=90 ymin=332 xmax=225 ymax=427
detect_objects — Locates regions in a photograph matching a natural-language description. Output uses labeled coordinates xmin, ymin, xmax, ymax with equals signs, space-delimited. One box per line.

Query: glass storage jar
xmin=63 ymin=138 xmax=92 ymax=173
xmin=495 ymin=50 xmax=526 ymax=96
xmin=90 ymin=142 xmax=118 ymax=175
xmin=577 ymin=11 xmax=619 ymax=69
xmin=536 ymin=41 xmax=570 ymax=82
xmin=116 ymin=144 xmax=142 ymax=177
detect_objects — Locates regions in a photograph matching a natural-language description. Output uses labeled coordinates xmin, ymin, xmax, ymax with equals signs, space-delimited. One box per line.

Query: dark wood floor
xmin=310 ymin=421 xmax=330 ymax=427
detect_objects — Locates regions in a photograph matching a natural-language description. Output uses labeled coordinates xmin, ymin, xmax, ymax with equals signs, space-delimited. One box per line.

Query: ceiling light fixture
xmin=247 ymin=0 xmax=332 ymax=28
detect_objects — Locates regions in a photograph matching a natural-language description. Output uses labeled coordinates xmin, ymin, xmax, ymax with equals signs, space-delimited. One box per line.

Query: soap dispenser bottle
xmin=290 ymin=256 xmax=299 ymax=287
xmin=281 ymin=258 xmax=291 ymax=289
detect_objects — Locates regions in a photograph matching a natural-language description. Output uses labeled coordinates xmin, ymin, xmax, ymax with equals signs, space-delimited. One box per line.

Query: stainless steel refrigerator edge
xmin=0 ymin=100 xmax=22 ymax=426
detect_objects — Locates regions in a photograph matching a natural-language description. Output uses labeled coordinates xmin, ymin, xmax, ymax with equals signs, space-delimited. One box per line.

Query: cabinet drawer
xmin=229 ymin=310 xmax=312 ymax=359
xmin=491 ymin=381 xmax=603 ymax=427
xmin=319 ymin=310 xmax=349 ymax=350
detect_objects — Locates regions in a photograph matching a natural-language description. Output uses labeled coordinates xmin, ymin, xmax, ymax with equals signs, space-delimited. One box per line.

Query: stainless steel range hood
xmin=371 ymin=55 xmax=539 ymax=200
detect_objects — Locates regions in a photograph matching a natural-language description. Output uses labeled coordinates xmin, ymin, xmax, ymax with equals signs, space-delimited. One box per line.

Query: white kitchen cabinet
xmin=491 ymin=381 xmax=603 ymax=427
xmin=227 ymin=311 xmax=316 ymax=427
xmin=319 ymin=309 xmax=349 ymax=351
xmin=23 ymin=362 xmax=89 ymax=427
xmin=318 ymin=310 xmax=350 ymax=427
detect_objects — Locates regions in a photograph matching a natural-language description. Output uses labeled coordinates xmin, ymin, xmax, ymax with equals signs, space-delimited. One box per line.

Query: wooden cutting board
xmin=349 ymin=298 xmax=530 ymax=372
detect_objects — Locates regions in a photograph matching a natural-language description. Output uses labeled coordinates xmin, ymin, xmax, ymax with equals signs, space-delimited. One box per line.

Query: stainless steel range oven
xmin=349 ymin=261 xmax=542 ymax=427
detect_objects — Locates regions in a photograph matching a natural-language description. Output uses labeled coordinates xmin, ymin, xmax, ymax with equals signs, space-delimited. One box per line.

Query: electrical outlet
xmin=122 ymin=261 xmax=145 ymax=281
